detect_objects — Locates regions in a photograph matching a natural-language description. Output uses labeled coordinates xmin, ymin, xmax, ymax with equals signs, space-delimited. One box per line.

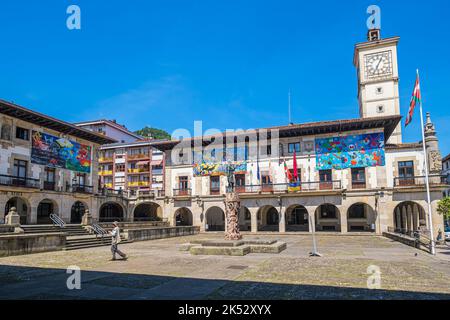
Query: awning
xmin=151 ymin=159 xmax=163 ymax=166
xmin=136 ymin=160 xmax=150 ymax=166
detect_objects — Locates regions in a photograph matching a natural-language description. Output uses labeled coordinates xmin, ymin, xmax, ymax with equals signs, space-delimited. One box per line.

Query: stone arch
xmin=174 ymin=207 xmax=193 ymax=226
xmin=133 ymin=202 xmax=163 ymax=221
xmin=99 ymin=202 xmax=124 ymax=222
xmin=286 ymin=205 xmax=309 ymax=232
xmin=4 ymin=197 xmax=30 ymax=225
xmin=257 ymin=205 xmax=279 ymax=232
xmin=393 ymin=201 xmax=426 ymax=235
xmin=239 ymin=206 xmax=252 ymax=232
xmin=347 ymin=203 xmax=376 ymax=232
xmin=71 ymin=201 xmax=87 ymax=224
xmin=205 ymin=206 xmax=225 ymax=231
xmin=315 ymin=204 xmax=341 ymax=232
xmin=37 ymin=198 xmax=59 ymax=224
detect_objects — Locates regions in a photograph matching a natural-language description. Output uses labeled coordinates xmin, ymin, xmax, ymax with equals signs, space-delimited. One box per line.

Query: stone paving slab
xmin=0 ymin=234 xmax=450 ymax=299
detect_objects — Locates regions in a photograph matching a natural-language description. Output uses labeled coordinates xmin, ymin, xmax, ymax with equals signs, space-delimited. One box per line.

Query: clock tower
xmin=354 ymin=29 xmax=402 ymax=144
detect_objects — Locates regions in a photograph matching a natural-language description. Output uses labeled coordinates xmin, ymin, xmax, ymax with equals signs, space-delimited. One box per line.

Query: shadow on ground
xmin=0 ymin=264 xmax=449 ymax=300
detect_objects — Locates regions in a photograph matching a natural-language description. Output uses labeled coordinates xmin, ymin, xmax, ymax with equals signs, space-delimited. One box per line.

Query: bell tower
xmin=353 ymin=29 xmax=402 ymax=144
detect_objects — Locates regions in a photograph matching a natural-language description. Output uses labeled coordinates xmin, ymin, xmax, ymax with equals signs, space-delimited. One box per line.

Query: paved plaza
xmin=1 ymin=234 xmax=450 ymax=300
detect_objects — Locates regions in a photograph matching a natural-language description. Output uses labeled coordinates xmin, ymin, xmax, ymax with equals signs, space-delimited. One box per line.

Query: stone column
xmin=401 ymin=206 xmax=407 ymax=232
xmin=250 ymin=209 xmax=258 ymax=233
xmin=307 ymin=207 xmax=315 ymax=233
xmin=395 ymin=207 xmax=401 ymax=231
xmin=407 ymin=205 xmax=413 ymax=234
xmin=424 ymin=112 xmax=442 ymax=184
xmin=279 ymin=207 xmax=286 ymax=233
xmin=340 ymin=206 xmax=348 ymax=234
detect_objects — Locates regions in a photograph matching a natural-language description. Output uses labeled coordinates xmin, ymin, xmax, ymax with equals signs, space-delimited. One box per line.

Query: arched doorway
xmin=239 ymin=206 xmax=251 ymax=231
xmin=71 ymin=201 xmax=86 ymax=224
xmin=205 ymin=206 xmax=225 ymax=231
xmin=286 ymin=205 xmax=309 ymax=232
xmin=99 ymin=202 xmax=124 ymax=222
xmin=393 ymin=201 xmax=426 ymax=235
xmin=133 ymin=202 xmax=162 ymax=221
xmin=257 ymin=206 xmax=279 ymax=232
xmin=37 ymin=199 xmax=58 ymax=224
xmin=347 ymin=203 xmax=376 ymax=232
xmin=5 ymin=197 xmax=29 ymax=225
xmin=315 ymin=204 xmax=340 ymax=232
xmin=174 ymin=208 xmax=193 ymax=226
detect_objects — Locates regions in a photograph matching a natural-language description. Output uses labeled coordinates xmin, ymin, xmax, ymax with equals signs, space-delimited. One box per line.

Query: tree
xmin=134 ymin=127 xmax=171 ymax=140
xmin=437 ymin=197 xmax=450 ymax=221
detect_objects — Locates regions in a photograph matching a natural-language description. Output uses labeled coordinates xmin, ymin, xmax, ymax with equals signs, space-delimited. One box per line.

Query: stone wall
xmin=0 ymin=233 xmax=66 ymax=257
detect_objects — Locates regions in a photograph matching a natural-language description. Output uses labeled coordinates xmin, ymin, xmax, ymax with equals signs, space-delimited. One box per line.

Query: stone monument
xmin=5 ymin=207 xmax=24 ymax=233
xmin=224 ymin=164 xmax=242 ymax=240
xmin=81 ymin=208 xmax=93 ymax=226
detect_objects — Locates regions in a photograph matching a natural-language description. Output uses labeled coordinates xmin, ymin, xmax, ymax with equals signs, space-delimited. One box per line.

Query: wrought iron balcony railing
xmin=0 ymin=174 xmax=40 ymax=189
xmin=393 ymin=175 xmax=447 ymax=187
xmin=71 ymin=184 xmax=94 ymax=194
xmin=173 ymin=188 xmax=192 ymax=197
xmin=235 ymin=180 xmax=342 ymax=194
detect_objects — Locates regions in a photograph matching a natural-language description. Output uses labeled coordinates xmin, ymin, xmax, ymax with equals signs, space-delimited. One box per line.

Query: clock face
xmin=364 ymin=51 xmax=393 ymax=79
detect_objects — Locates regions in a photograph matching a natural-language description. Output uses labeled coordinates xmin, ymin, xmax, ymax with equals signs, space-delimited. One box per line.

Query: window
xmin=235 ymin=174 xmax=245 ymax=192
xmin=288 ymin=143 xmax=300 ymax=154
xmin=376 ymin=105 xmax=385 ymax=113
xmin=115 ymin=164 xmax=125 ymax=172
xmin=261 ymin=173 xmax=273 ymax=192
xmin=210 ymin=176 xmax=220 ymax=195
xmin=351 ymin=168 xmax=366 ymax=189
xmin=319 ymin=169 xmax=333 ymax=190
xmin=76 ymin=173 xmax=86 ymax=186
xmin=289 ymin=169 xmax=301 ymax=182
xmin=1 ymin=124 xmax=11 ymax=140
xmin=398 ymin=161 xmax=414 ymax=186
xmin=178 ymin=176 xmax=189 ymax=190
xmin=13 ymin=159 xmax=27 ymax=178
xmin=16 ymin=127 xmax=29 ymax=140
xmin=266 ymin=145 xmax=272 ymax=156
xmin=376 ymin=87 xmax=383 ymax=95
xmin=44 ymin=167 xmax=55 ymax=190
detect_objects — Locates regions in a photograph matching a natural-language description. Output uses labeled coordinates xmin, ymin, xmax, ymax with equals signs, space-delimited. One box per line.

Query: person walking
xmin=110 ymin=221 xmax=127 ymax=261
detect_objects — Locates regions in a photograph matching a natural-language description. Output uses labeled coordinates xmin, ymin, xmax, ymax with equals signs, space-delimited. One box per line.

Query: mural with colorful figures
xmin=31 ymin=131 xmax=92 ymax=173
xmin=193 ymin=147 xmax=247 ymax=176
xmin=315 ymin=132 xmax=385 ymax=170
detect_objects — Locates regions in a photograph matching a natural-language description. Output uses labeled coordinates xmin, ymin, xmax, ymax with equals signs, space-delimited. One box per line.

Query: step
xmin=64 ymin=240 xmax=133 ymax=251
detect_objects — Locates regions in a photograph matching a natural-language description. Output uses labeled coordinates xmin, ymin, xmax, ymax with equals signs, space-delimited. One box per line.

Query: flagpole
xmin=417 ymin=69 xmax=435 ymax=255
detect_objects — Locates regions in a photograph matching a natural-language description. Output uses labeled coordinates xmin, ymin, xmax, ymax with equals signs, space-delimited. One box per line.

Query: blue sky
xmin=0 ymin=0 xmax=449 ymax=154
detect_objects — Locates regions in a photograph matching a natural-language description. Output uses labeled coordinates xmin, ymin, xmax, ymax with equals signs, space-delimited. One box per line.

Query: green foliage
xmin=134 ymin=126 xmax=171 ymax=140
xmin=437 ymin=197 xmax=450 ymax=220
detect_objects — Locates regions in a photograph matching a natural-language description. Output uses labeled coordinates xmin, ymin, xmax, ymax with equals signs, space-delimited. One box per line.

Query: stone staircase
xmin=21 ymin=224 xmax=132 ymax=251
xmin=22 ymin=224 xmax=89 ymax=236
xmin=64 ymin=234 xmax=131 ymax=251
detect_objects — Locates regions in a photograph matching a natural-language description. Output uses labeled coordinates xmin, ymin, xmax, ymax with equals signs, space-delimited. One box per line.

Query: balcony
xmin=173 ymin=188 xmax=192 ymax=197
xmin=210 ymin=188 xmax=221 ymax=196
xmin=351 ymin=181 xmax=367 ymax=190
xmin=151 ymin=169 xmax=163 ymax=175
xmin=99 ymin=157 xmax=113 ymax=163
xmin=394 ymin=175 xmax=448 ymax=187
xmin=127 ymin=168 xmax=150 ymax=174
xmin=0 ymin=175 xmax=40 ymax=189
xmin=71 ymin=184 xmax=94 ymax=194
xmin=99 ymin=170 xmax=113 ymax=176
xmin=43 ymin=181 xmax=55 ymax=191
xmin=235 ymin=180 xmax=342 ymax=194
xmin=128 ymin=154 xmax=150 ymax=160
xmin=128 ymin=181 xmax=150 ymax=187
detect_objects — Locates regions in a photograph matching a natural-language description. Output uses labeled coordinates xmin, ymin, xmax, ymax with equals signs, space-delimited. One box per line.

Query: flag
xmin=293 ymin=149 xmax=299 ymax=182
xmin=405 ymin=71 xmax=421 ymax=127
xmin=283 ymin=160 xmax=293 ymax=181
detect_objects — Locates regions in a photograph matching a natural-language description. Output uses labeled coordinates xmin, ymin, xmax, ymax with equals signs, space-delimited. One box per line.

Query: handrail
xmin=91 ymin=223 xmax=108 ymax=237
xmin=394 ymin=174 xmax=448 ymax=187
xmin=50 ymin=214 xmax=65 ymax=228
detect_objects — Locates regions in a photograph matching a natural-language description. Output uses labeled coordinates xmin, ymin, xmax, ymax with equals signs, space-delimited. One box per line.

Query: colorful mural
xmin=193 ymin=146 xmax=248 ymax=176
xmin=31 ymin=131 xmax=92 ymax=173
xmin=315 ymin=132 xmax=385 ymax=170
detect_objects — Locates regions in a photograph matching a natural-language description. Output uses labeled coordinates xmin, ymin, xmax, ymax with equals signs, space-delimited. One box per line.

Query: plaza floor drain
xmin=227 ymin=265 xmax=248 ymax=270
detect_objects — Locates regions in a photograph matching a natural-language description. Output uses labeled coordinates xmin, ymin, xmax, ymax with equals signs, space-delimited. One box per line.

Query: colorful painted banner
xmin=315 ymin=132 xmax=385 ymax=170
xmin=31 ymin=131 xmax=92 ymax=173
xmin=193 ymin=146 xmax=248 ymax=176
xmin=193 ymin=162 xmax=247 ymax=177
